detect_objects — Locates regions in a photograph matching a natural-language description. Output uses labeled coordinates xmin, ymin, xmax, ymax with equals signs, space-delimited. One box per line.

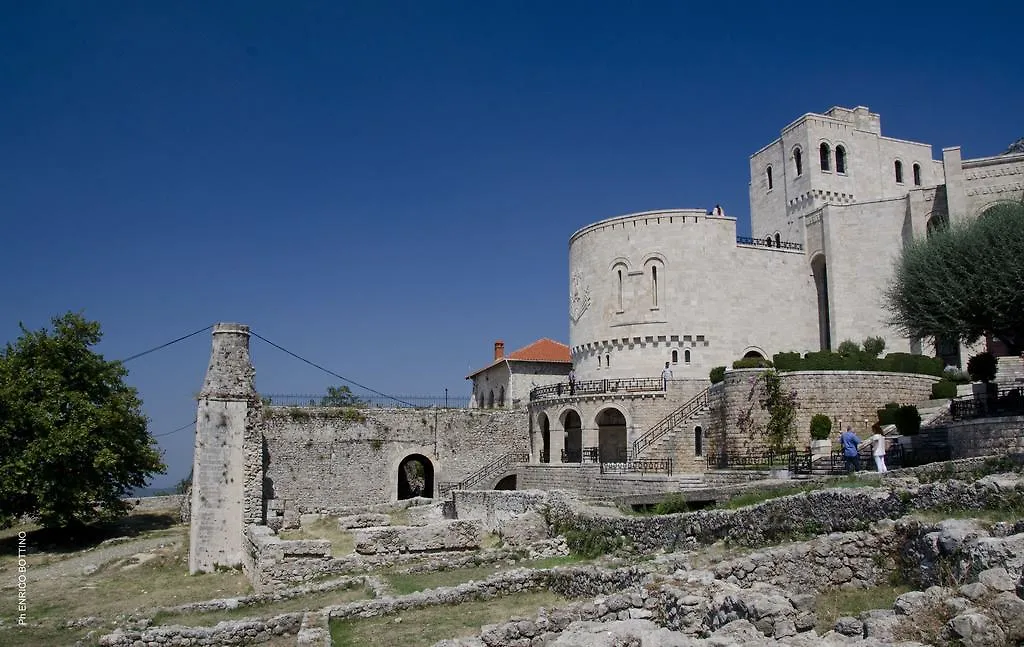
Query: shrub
xmin=809 ymin=414 xmax=832 ymax=440
xmin=967 ymin=352 xmax=998 ymax=383
xmin=732 ymin=357 xmax=773 ymax=369
xmin=862 ymin=336 xmax=887 ymax=358
xmin=654 ymin=493 xmax=691 ymax=515
xmin=836 ymin=340 xmax=861 ymax=357
xmin=931 ymin=379 xmax=958 ymax=400
xmin=709 ymin=366 xmax=726 ymax=384
xmin=893 ymin=405 xmax=921 ymax=436
xmin=876 ymin=402 xmax=900 ymax=426
xmin=772 ymin=352 xmax=802 ymax=371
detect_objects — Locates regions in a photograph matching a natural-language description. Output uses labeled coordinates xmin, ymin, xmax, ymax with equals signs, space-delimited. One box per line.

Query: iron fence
xmin=262 ymin=393 xmax=470 ymax=409
xmin=530 ymin=377 xmax=664 ymax=402
xmin=949 ymin=387 xmax=1024 ymax=420
xmin=706 ymin=450 xmax=796 ymax=470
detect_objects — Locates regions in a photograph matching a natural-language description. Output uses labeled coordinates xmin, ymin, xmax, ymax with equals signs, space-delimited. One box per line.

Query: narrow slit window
xmin=835 ymin=145 xmax=846 ymax=174
xmin=794 ymin=148 xmax=803 ymax=176
xmin=913 ymin=163 xmax=921 ymax=186
xmin=617 ymin=269 xmax=623 ymax=310
xmin=774 ymin=233 xmax=781 ymax=247
xmin=671 ymin=349 xmax=678 ymax=364
xmin=651 ymin=266 xmax=658 ymax=307
xmin=766 ymin=166 xmax=773 ymax=190
xmin=605 ymin=354 xmax=610 ymax=367
xmin=895 ymin=160 xmax=904 ymax=184
xmin=684 ymin=349 xmax=691 ymax=363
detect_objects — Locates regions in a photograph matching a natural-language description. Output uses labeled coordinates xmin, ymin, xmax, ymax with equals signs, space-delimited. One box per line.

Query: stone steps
xmin=636 ymin=406 xmax=709 ymax=461
xmin=997 ymin=356 xmax=1024 ymax=388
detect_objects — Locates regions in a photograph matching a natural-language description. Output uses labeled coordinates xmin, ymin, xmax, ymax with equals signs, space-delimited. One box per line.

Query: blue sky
xmin=2 ymin=1 xmax=1021 ymax=488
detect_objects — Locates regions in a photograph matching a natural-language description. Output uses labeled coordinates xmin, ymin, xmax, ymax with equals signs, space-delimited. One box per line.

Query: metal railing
xmin=560 ymin=446 xmax=599 ymax=463
xmin=262 ymin=394 xmax=470 ymax=409
xmin=600 ymin=457 xmax=673 ymax=476
xmin=736 ymin=236 xmax=804 ymax=251
xmin=437 ymin=451 xmax=529 ymax=496
xmin=949 ymin=387 xmax=1024 ymax=420
xmin=706 ymin=449 xmax=799 ymax=470
xmin=632 ymin=388 xmax=709 ymax=457
xmin=530 ymin=377 xmax=664 ymax=402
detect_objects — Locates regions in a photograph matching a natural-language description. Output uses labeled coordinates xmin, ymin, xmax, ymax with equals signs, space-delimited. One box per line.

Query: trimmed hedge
xmin=809 ymin=414 xmax=832 ymax=440
xmin=770 ymin=350 xmax=943 ymax=376
xmin=732 ymin=357 xmax=773 ymax=369
xmin=931 ymin=379 xmax=958 ymax=400
xmin=709 ymin=366 xmax=726 ymax=384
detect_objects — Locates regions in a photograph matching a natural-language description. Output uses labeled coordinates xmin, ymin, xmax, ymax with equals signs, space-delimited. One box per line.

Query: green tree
xmin=320 ymin=385 xmax=367 ymax=407
xmin=862 ymin=336 xmax=886 ymax=358
xmin=836 ymin=339 xmax=861 ymax=357
xmin=0 ymin=313 xmax=165 ymax=528
xmin=885 ymin=202 xmax=1024 ymax=355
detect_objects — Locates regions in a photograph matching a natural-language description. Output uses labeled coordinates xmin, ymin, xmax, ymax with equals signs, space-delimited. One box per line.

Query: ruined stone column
xmin=189 ymin=323 xmax=256 ymax=574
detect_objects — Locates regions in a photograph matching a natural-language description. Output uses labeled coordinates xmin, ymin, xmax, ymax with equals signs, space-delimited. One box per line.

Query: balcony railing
xmin=530 ymin=377 xmax=664 ymax=402
xmin=736 ymin=236 xmax=804 ymax=251
xmin=950 ymin=387 xmax=1024 ymax=420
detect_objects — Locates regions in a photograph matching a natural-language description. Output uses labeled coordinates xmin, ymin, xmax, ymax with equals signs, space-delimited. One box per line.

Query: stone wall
xmin=939 ymin=416 xmax=1024 ymax=458
xmin=126 ymin=494 xmax=185 ymax=513
xmin=706 ymin=368 xmax=938 ymax=454
xmin=258 ymin=407 xmax=528 ymax=524
xmin=450 ymin=490 xmax=552 ymax=531
xmin=517 ymin=464 xmax=683 ymax=499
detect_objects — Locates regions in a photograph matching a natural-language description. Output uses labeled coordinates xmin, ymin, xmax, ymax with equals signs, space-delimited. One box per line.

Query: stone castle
xmin=189 ymin=106 xmax=1024 ymax=574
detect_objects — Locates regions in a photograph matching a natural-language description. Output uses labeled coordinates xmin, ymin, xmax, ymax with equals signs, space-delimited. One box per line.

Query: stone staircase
xmin=631 ymin=388 xmax=711 ymax=462
xmin=675 ymin=474 xmax=707 ymax=490
xmin=997 ymin=355 xmax=1024 ymax=389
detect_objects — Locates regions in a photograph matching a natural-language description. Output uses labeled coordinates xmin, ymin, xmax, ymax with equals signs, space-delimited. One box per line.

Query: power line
xmin=250 ymin=331 xmax=417 ymax=407
xmin=122 ymin=324 xmax=214 ymax=363
xmin=153 ymin=419 xmax=197 ymax=438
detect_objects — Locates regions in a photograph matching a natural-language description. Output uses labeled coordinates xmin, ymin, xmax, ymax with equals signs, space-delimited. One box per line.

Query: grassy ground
xmin=814 ymin=583 xmax=912 ymax=633
xmin=279 ymin=517 xmax=356 ymax=556
xmin=384 ymin=555 xmax=587 ymax=595
xmin=0 ymin=511 xmax=250 ymax=647
xmin=330 ymin=590 xmax=569 ymax=647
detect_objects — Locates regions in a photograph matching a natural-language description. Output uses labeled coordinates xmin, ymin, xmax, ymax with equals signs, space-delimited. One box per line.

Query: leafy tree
xmin=966 ymin=352 xmax=998 ymax=384
xmin=320 ymin=385 xmax=367 ymax=407
xmin=885 ymin=202 xmax=1024 ymax=355
xmin=0 ymin=313 xmax=165 ymax=528
xmin=174 ymin=469 xmax=193 ymax=495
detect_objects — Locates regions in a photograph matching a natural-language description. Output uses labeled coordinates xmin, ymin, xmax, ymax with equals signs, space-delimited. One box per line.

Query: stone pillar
xmin=189 ymin=323 xmax=257 ymax=574
xmin=942 ymin=147 xmax=968 ymax=222
xmin=551 ymin=422 xmax=566 ymax=464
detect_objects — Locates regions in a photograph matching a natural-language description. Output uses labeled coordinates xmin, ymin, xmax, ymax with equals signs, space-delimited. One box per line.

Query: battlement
xmin=569 ymin=209 xmax=724 ymax=244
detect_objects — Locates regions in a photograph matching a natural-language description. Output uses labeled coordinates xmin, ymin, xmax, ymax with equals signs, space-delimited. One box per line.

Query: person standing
xmin=568 ymin=368 xmax=576 ymax=396
xmin=869 ymin=424 xmax=888 ymax=474
xmin=661 ymin=362 xmax=673 ymax=389
xmin=840 ymin=426 xmax=861 ymax=473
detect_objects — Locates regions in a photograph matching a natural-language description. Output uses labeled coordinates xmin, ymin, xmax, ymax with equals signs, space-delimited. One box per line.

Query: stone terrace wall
xmin=938 ymin=416 xmax=1024 ymax=458
xmin=706 ymin=369 xmax=939 ymax=454
xmin=258 ymin=407 xmax=528 ymax=523
xmin=450 ymin=490 xmax=551 ymax=531
xmin=545 ymin=474 xmax=1024 ymax=552
xmin=517 ymin=464 xmax=682 ymax=499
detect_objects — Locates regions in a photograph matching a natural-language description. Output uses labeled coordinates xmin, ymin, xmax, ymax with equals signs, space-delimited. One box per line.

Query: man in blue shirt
xmin=840 ymin=426 xmax=862 ymax=473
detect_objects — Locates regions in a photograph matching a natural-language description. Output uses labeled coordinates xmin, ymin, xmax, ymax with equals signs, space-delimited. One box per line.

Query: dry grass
xmin=330 ymin=590 xmax=569 ymax=647
xmin=814 ymin=583 xmax=911 ymax=633
xmin=384 ymin=555 xmax=588 ymax=596
xmin=279 ymin=517 xmax=356 ymax=556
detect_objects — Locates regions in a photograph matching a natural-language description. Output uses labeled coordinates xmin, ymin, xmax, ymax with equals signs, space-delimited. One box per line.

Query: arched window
xmin=794 ymin=147 xmax=803 ymax=176
xmin=765 ymin=236 xmax=773 ymax=246
xmin=913 ymin=163 xmax=921 ymax=186
xmin=478 ymin=391 xmax=485 ymax=408
xmin=766 ymin=166 xmax=773 ymax=190
xmin=671 ymin=349 xmax=678 ymax=364
xmin=694 ymin=426 xmax=703 ymax=457
xmin=651 ymin=265 xmax=658 ymax=307
xmin=597 ymin=355 xmax=601 ymax=367
xmin=498 ymin=386 xmax=505 ymax=408
xmin=819 ymin=142 xmax=831 ymax=171
xmin=487 ymin=390 xmax=494 ymax=408
xmin=616 ymin=269 xmax=623 ymax=311
xmin=605 ymin=354 xmax=610 ymax=367
xmin=894 ymin=160 xmax=904 ymax=184
xmin=774 ymin=232 xmax=781 ymax=247
xmin=835 ymin=145 xmax=846 ymax=174
xmin=684 ymin=349 xmax=691 ymax=363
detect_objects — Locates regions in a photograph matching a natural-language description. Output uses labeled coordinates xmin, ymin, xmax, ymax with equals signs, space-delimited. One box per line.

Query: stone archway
xmin=493 ymin=475 xmax=517 ymax=490
xmin=596 ymin=407 xmax=627 ymax=463
xmin=562 ymin=410 xmax=582 ymax=463
xmin=397 ymin=454 xmax=434 ymax=499
xmin=811 ymin=254 xmax=831 ymax=351
xmin=539 ymin=413 xmax=551 ymax=463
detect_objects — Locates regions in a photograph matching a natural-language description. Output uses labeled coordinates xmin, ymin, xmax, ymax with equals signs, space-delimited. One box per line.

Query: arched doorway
xmin=811 ymin=254 xmax=831 ymax=351
xmin=397 ymin=454 xmax=434 ymax=499
xmin=743 ymin=350 xmax=764 ymax=360
xmin=539 ymin=413 xmax=551 ymax=463
xmin=596 ymin=407 xmax=627 ymax=463
xmin=493 ymin=475 xmax=517 ymax=490
xmin=562 ymin=410 xmax=582 ymax=463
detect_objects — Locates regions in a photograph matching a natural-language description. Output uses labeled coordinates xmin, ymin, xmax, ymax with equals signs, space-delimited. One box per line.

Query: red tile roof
xmin=466 ymin=338 xmax=571 ymax=378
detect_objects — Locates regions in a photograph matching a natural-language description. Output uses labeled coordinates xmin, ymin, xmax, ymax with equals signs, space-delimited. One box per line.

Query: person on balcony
xmin=661 ymin=362 xmax=673 ymax=389
xmin=568 ymin=368 xmax=576 ymax=396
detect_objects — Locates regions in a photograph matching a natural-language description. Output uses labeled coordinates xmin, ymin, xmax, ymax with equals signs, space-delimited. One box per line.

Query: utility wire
xmin=153 ymin=419 xmax=197 ymax=438
xmin=250 ymin=331 xmax=417 ymax=407
xmin=122 ymin=325 xmax=214 ymax=363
